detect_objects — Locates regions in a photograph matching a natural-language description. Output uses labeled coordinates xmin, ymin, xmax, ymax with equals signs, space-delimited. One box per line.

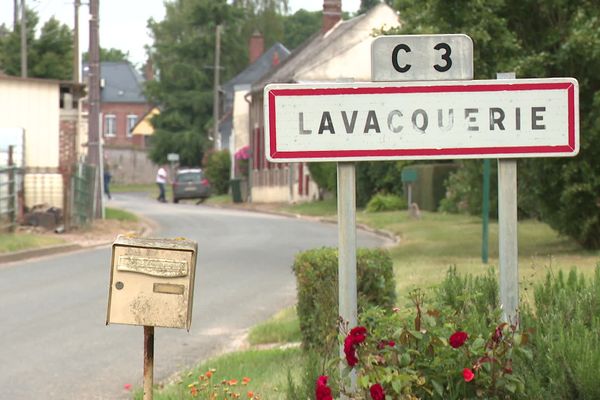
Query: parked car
xmin=172 ymin=168 xmax=211 ymax=203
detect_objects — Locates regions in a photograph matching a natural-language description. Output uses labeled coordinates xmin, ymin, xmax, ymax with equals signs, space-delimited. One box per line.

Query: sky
xmin=1 ymin=0 xmax=361 ymax=69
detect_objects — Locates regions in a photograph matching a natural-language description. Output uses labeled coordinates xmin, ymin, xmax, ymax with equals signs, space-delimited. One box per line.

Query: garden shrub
xmin=519 ymin=266 xmax=600 ymax=399
xmin=334 ymin=290 xmax=529 ymax=399
xmin=203 ymin=149 xmax=231 ymax=195
xmin=292 ymin=247 xmax=396 ymax=350
xmin=365 ymin=193 xmax=407 ymax=212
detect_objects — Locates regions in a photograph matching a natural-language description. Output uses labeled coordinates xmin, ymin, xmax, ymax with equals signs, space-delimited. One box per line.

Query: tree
xmin=0 ymin=7 xmax=38 ymax=77
xmin=82 ymin=47 xmax=129 ymax=62
xmin=0 ymin=9 xmax=73 ymax=80
xmin=282 ymin=9 xmax=322 ymax=50
xmin=146 ymin=0 xmax=248 ymax=166
xmin=30 ymin=17 xmax=73 ymax=80
xmin=390 ymin=0 xmax=600 ymax=248
xmin=358 ymin=0 xmax=381 ymax=14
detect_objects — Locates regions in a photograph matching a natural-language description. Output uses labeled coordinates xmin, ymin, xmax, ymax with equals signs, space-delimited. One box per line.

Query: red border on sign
xmin=267 ymin=82 xmax=577 ymax=160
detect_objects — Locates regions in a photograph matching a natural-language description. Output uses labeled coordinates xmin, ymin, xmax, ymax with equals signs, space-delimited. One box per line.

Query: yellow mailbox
xmin=107 ymin=235 xmax=197 ymax=330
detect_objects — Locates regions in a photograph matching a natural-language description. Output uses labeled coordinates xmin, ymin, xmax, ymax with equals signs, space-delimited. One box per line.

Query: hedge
xmin=292 ymin=247 xmax=396 ymax=350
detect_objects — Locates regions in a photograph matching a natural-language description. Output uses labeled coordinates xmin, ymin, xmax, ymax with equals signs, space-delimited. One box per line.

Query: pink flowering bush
xmin=321 ymin=289 xmax=530 ymax=399
xmin=234 ymin=145 xmax=250 ymax=178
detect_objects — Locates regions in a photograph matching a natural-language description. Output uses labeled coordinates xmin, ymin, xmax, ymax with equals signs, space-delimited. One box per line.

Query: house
xmin=83 ymin=61 xmax=156 ymax=183
xmin=248 ymin=1 xmax=400 ymax=203
xmin=219 ymin=32 xmax=290 ymax=178
xmin=0 ymin=75 xmax=85 ymax=214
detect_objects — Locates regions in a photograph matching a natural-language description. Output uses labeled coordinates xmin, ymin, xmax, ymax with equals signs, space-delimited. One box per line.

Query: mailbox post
xmin=107 ymin=235 xmax=198 ymax=400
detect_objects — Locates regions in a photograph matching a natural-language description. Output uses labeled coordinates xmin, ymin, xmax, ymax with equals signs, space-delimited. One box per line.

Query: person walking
xmin=103 ymin=162 xmax=112 ymax=200
xmin=156 ymin=164 xmax=168 ymax=202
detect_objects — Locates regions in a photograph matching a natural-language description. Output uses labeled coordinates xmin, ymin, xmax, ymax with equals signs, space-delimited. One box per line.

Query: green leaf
xmin=431 ymin=379 xmax=444 ymax=397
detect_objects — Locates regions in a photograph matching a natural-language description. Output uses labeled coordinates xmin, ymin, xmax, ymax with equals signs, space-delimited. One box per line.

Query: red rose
xmin=449 ymin=331 xmax=469 ymax=348
xmin=463 ymin=368 xmax=475 ymax=382
xmin=316 ymin=375 xmax=333 ymax=400
xmin=370 ymin=383 xmax=385 ymax=400
xmin=377 ymin=340 xmax=395 ymax=349
xmin=344 ymin=326 xmax=368 ymax=367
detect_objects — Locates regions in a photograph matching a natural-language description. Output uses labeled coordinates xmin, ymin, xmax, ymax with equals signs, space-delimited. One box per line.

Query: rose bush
xmin=320 ymin=290 xmax=530 ymax=399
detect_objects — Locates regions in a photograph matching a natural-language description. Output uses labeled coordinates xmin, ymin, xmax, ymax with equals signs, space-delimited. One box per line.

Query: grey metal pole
xmin=20 ymin=0 xmax=27 ymax=78
xmin=497 ymin=72 xmax=519 ymax=325
xmin=73 ymin=0 xmax=80 ymax=83
xmin=212 ymin=24 xmax=221 ymax=150
xmin=337 ymin=161 xmax=357 ymax=395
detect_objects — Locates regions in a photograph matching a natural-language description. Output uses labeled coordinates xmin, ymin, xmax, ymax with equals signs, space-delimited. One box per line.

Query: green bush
xmin=203 ymin=149 xmax=231 ymax=195
xmin=365 ymin=193 xmax=407 ymax=212
xmin=292 ymin=247 xmax=396 ymax=350
xmin=519 ymin=266 xmax=600 ymax=399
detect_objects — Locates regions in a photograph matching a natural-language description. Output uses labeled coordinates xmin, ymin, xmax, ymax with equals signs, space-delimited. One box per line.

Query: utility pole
xmin=88 ymin=0 xmax=102 ymax=218
xmin=73 ymin=0 xmax=80 ymax=82
xmin=212 ymin=24 xmax=221 ymax=150
xmin=13 ymin=0 xmax=18 ymax=31
xmin=20 ymin=0 xmax=27 ymax=78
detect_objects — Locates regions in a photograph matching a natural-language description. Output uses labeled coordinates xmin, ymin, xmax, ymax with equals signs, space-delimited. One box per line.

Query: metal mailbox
xmin=107 ymin=235 xmax=198 ymax=330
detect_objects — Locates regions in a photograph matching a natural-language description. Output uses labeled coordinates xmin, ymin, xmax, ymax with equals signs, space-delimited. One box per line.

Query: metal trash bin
xmin=230 ymin=178 xmax=242 ymax=203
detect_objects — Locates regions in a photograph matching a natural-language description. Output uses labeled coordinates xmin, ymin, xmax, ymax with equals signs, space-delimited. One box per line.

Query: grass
xmin=105 ymin=207 xmax=138 ymax=222
xmin=0 ymin=233 xmax=65 ymax=254
xmin=139 ymin=348 xmax=304 ymax=400
xmin=247 ymin=307 xmax=302 ymax=346
xmin=280 ymin=198 xmax=337 ymax=217
xmin=350 ymin=210 xmax=599 ymax=305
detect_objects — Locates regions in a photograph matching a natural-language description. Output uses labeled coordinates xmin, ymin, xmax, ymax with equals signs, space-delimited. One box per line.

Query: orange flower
xmin=190 ymin=386 xmax=198 ymax=397
xmin=228 ymin=379 xmax=239 ymax=386
xmin=242 ymin=377 xmax=251 ymax=385
xmin=205 ymin=370 xmax=214 ymax=379
xmin=247 ymin=391 xmax=255 ymax=398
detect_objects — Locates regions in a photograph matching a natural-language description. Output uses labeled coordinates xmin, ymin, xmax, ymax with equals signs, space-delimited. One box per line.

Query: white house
xmin=248 ymin=1 xmax=400 ymax=203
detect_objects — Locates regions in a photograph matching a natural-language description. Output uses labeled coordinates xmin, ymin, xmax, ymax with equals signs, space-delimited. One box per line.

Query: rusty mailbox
xmin=107 ymin=235 xmax=198 ymax=330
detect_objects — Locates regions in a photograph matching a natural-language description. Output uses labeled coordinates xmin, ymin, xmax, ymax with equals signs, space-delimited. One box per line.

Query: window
xmin=126 ymin=114 xmax=138 ymax=137
xmin=104 ymin=114 xmax=116 ymax=137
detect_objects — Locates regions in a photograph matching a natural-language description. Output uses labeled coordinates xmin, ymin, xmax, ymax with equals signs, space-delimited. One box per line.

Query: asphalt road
xmin=0 ymin=193 xmax=389 ymax=399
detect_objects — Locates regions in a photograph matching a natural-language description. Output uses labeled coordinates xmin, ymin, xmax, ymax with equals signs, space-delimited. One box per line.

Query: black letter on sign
xmin=532 ymin=107 xmax=546 ymax=130
xmin=392 ymin=44 xmax=411 ymax=73
xmin=489 ymin=108 xmax=505 ymax=131
xmin=433 ymin=42 xmax=452 ymax=72
xmin=364 ymin=111 xmax=381 ymax=133
xmin=341 ymin=111 xmax=358 ymax=133
xmin=412 ymin=109 xmax=428 ymax=133
xmin=318 ymin=112 xmax=335 ymax=134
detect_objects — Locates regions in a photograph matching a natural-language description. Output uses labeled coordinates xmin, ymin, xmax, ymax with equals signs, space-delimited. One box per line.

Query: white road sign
xmin=264 ymin=78 xmax=579 ymax=162
xmin=371 ymin=34 xmax=473 ymax=81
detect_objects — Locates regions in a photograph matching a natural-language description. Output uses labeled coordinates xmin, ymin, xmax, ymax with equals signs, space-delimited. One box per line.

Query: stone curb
xmin=0 ymin=215 xmax=155 ymax=265
xmin=0 ymin=243 xmax=84 ymax=264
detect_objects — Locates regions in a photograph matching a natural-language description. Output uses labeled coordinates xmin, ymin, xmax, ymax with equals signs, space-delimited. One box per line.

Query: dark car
xmin=172 ymin=168 xmax=211 ymax=203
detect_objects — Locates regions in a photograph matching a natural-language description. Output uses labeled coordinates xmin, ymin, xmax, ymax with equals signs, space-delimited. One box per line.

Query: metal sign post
xmin=337 ymin=162 xmax=357 ymax=395
xmin=497 ymin=72 xmax=519 ymax=324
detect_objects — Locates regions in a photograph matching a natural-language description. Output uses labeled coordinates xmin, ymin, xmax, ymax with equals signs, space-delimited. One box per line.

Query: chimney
xmin=322 ymin=0 xmax=342 ymax=32
xmin=249 ymin=30 xmax=264 ymax=64
xmin=144 ymin=57 xmax=154 ymax=81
